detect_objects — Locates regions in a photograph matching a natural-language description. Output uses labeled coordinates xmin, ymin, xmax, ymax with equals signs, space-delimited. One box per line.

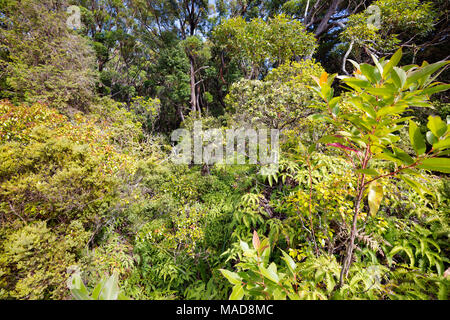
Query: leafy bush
xmin=0 ymin=220 xmax=89 ymax=299
xmin=225 ymin=59 xmax=324 ymax=129
xmin=0 ymin=0 xmax=96 ymax=110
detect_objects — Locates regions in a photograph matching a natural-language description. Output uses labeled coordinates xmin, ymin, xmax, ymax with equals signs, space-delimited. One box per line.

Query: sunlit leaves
xmin=213 ymin=14 xmax=317 ymax=77
xmin=357 ymin=168 xmax=380 ymax=176
xmin=405 ymin=61 xmax=450 ymax=88
xmin=69 ymin=272 xmax=130 ymax=300
xmin=259 ymin=263 xmax=279 ymax=283
xmin=417 ymin=158 xmax=450 ymax=174
xmin=341 ymin=0 xmax=437 ymax=57
xmin=426 ymin=131 xmax=438 ymax=145
xmin=220 ymin=269 xmax=242 ymax=286
xmin=427 ymin=115 xmax=447 ymax=138
xmin=360 ymin=63 xmax=381 ymax=84
xmin=281 ymin=250 xmax=297 ymax=276
xmin=229 ymin=284 xmax=244 ymax=300
xmin=391 ymin=67 xmax=407 ymax=89
xmin=367 ymin=182 xmax=384 ymax=216
xmin=382 ymin=48 xmax=403 ymax=78
xmin=409 ymin=121 xmax=426 ymax=156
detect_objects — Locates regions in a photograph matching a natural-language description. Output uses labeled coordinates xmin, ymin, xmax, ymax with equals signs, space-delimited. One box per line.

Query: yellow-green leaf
xmin=417 ymin=158 xmax=450 ymax=173
xmin=409 ymin=120 xmax=426 ymax=155
xmin=427 ymin=115 xmax=447 ymax=138
xmin=368 ymin=182 xmax=383 ymax=216
xmin=229 ymin=284 xmax=244 ymax=300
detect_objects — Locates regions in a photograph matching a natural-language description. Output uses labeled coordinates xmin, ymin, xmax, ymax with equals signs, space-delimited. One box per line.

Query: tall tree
xmin=130 ymin=0 xmax=211 ymax=117
xmin=212 ymin=14 xmax=317 ymax=79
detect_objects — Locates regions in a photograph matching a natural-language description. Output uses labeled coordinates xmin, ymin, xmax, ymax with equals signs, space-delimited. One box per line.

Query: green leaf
xmin=360 ymin=63 xmax=380 ymax=84
xmin=409 ymin=121 xmax=426 ymax=155
xmin=348 ymin=59 xmax=360 ymax=71
xmin=417 ymin=158 xmax=450 ymax=173
xmin=366 ymin=86 xmax=396 ymax=97
xmin=357 ymin=168 xmax=380 ymax=176
xmin=98 ymin=273 xmax=120 ymax=300
xmin=118 ymin=292 xmax=131 ymax=300
xmin=281 ymin=250 xmax=296 ymax=275
xmin=328 ymin=96 xmax=340 ymax=110
xmin=318 ymin=135 xmax=345 ymax=144
xmin=220 ymin=269 xmax=242 ymax=286
xmin=421 ymin=84 xmax=450 ymax=96
xmin=259 ymin=264 xmax=279 ymax=283
xmin=240 ymin=241 xmax=250 ymax=252
xmin=307 ymin=144 xmax=316 ymax=154
xmin=374 ymin=151 xmax=403 ymax=165
xmin=371 ymin=54 xmax=384 ymax=77
xmin=406 ymin=61 xmax=450 ymax=87
xmin=389 ymin=246 xmax=404 ymax=257
xmin=229 ymin=284 xmax=244 ymax=300
xmin=383 ymin=48 xmax=402 ymax=78
xmin=343 ymin=78 xmax=371 ymax=90
xmin=260 ymin=238 xmax=271 ymax=265
xmin=393 ymin=67 xmax=407 ymax=88
xmin=376 ymin=105 xmax=407 ymax=118
xmin=399 ymin=175 xmax=433 ymax=198
xmin=309 ymin=113 xmax=331 ymax=122
xmin=68 ymin=273 xmax=92 ymax=300
xmin=404 ymin=246 xmax=415 ymax=267
xmin=91 ymin=279 xmax=105 ymax=300
xmin=427 ymin=115 xmax=447 ymax=138
xmin=433 ymin=136 xmax=450 ymax=150
xmin=367 ymin=182 xmax=383 ymax=216
xmin=393 ymin=147 xmax=414 ymax=165
xmin=315 ymin=269 xmax=325 ymax=283
xmin=71 ymin=289 xmax=92 ymax=301
xmin=426 ymin=131 xmax=438 ymax=145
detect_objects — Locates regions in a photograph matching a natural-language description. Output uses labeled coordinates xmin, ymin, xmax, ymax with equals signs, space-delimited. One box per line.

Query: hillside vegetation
xmin=0 ymin=0 xmax=449 ymax=300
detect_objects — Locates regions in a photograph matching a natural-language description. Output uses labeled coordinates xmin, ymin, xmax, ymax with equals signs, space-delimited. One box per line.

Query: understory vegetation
xmin=0 ymin=0 xmax=449 ymax=300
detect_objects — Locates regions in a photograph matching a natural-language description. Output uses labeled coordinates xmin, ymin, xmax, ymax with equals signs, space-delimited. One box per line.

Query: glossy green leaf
xmin=357 ymin=168 xmax=380 ymax=176
xmin=68 ymin=273 xmax=92 ymax=300
xmin=393 ymin=67 xmax=407 ymax=88
xmin=393 ymin=147 xmax=414 ymax=165
xmin=343 ymin=78 xmax=371 ymax=90
xmin=427 ymin=115 xmax=447 ymax=138
xmin=360 ymin=63 xmax=380 ymax=84
xmin=281 ymin=250 xmax=296 ymax=275
xmin=229 ymin=284 xmax=244 ymax=300
xmin=409 ymin=121 xmax=426 ymax=155
xmin=433 ymin=136 xmax=450 ymax=150
xmin=399 ymin=175 xmax=433 ymax=198
xmin=259 ymin=264 xmax=279 ymax=283
xmin=417 ymin=158 xmax=450 ymax=173
xmin=426 ymin=131 xmax=438 ymax=145
xmin=406 ymin=61 xmax=450 ymax=87
xmin=220 ymin=269 xmax=242 ymax=286
xmin=367 ymin=182 xmax=383 ymax=216
xmin=421 ymin=84 xmax=450 ymax=96
xmin=383 ymin=48 xmax=402 ymax=78
xmin=376 ymin=105 xmax=407 ymax=118
xmin=98 ymin=273 xmax=120 ymax=300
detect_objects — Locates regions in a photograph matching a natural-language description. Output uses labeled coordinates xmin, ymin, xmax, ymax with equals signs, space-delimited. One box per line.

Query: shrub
xmin=0 ymin=220 xmax=90 ymax=299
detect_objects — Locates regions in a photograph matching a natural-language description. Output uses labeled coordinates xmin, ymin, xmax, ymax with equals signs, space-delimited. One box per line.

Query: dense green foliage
xmin=0 ymin=0 xmax=448 ymax=301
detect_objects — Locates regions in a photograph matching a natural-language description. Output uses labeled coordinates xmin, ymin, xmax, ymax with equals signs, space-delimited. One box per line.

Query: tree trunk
xmin=315 ymin=0 xmax=343 ymax=37
xmin=189 ymin=54 xmax=197 ymax=114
